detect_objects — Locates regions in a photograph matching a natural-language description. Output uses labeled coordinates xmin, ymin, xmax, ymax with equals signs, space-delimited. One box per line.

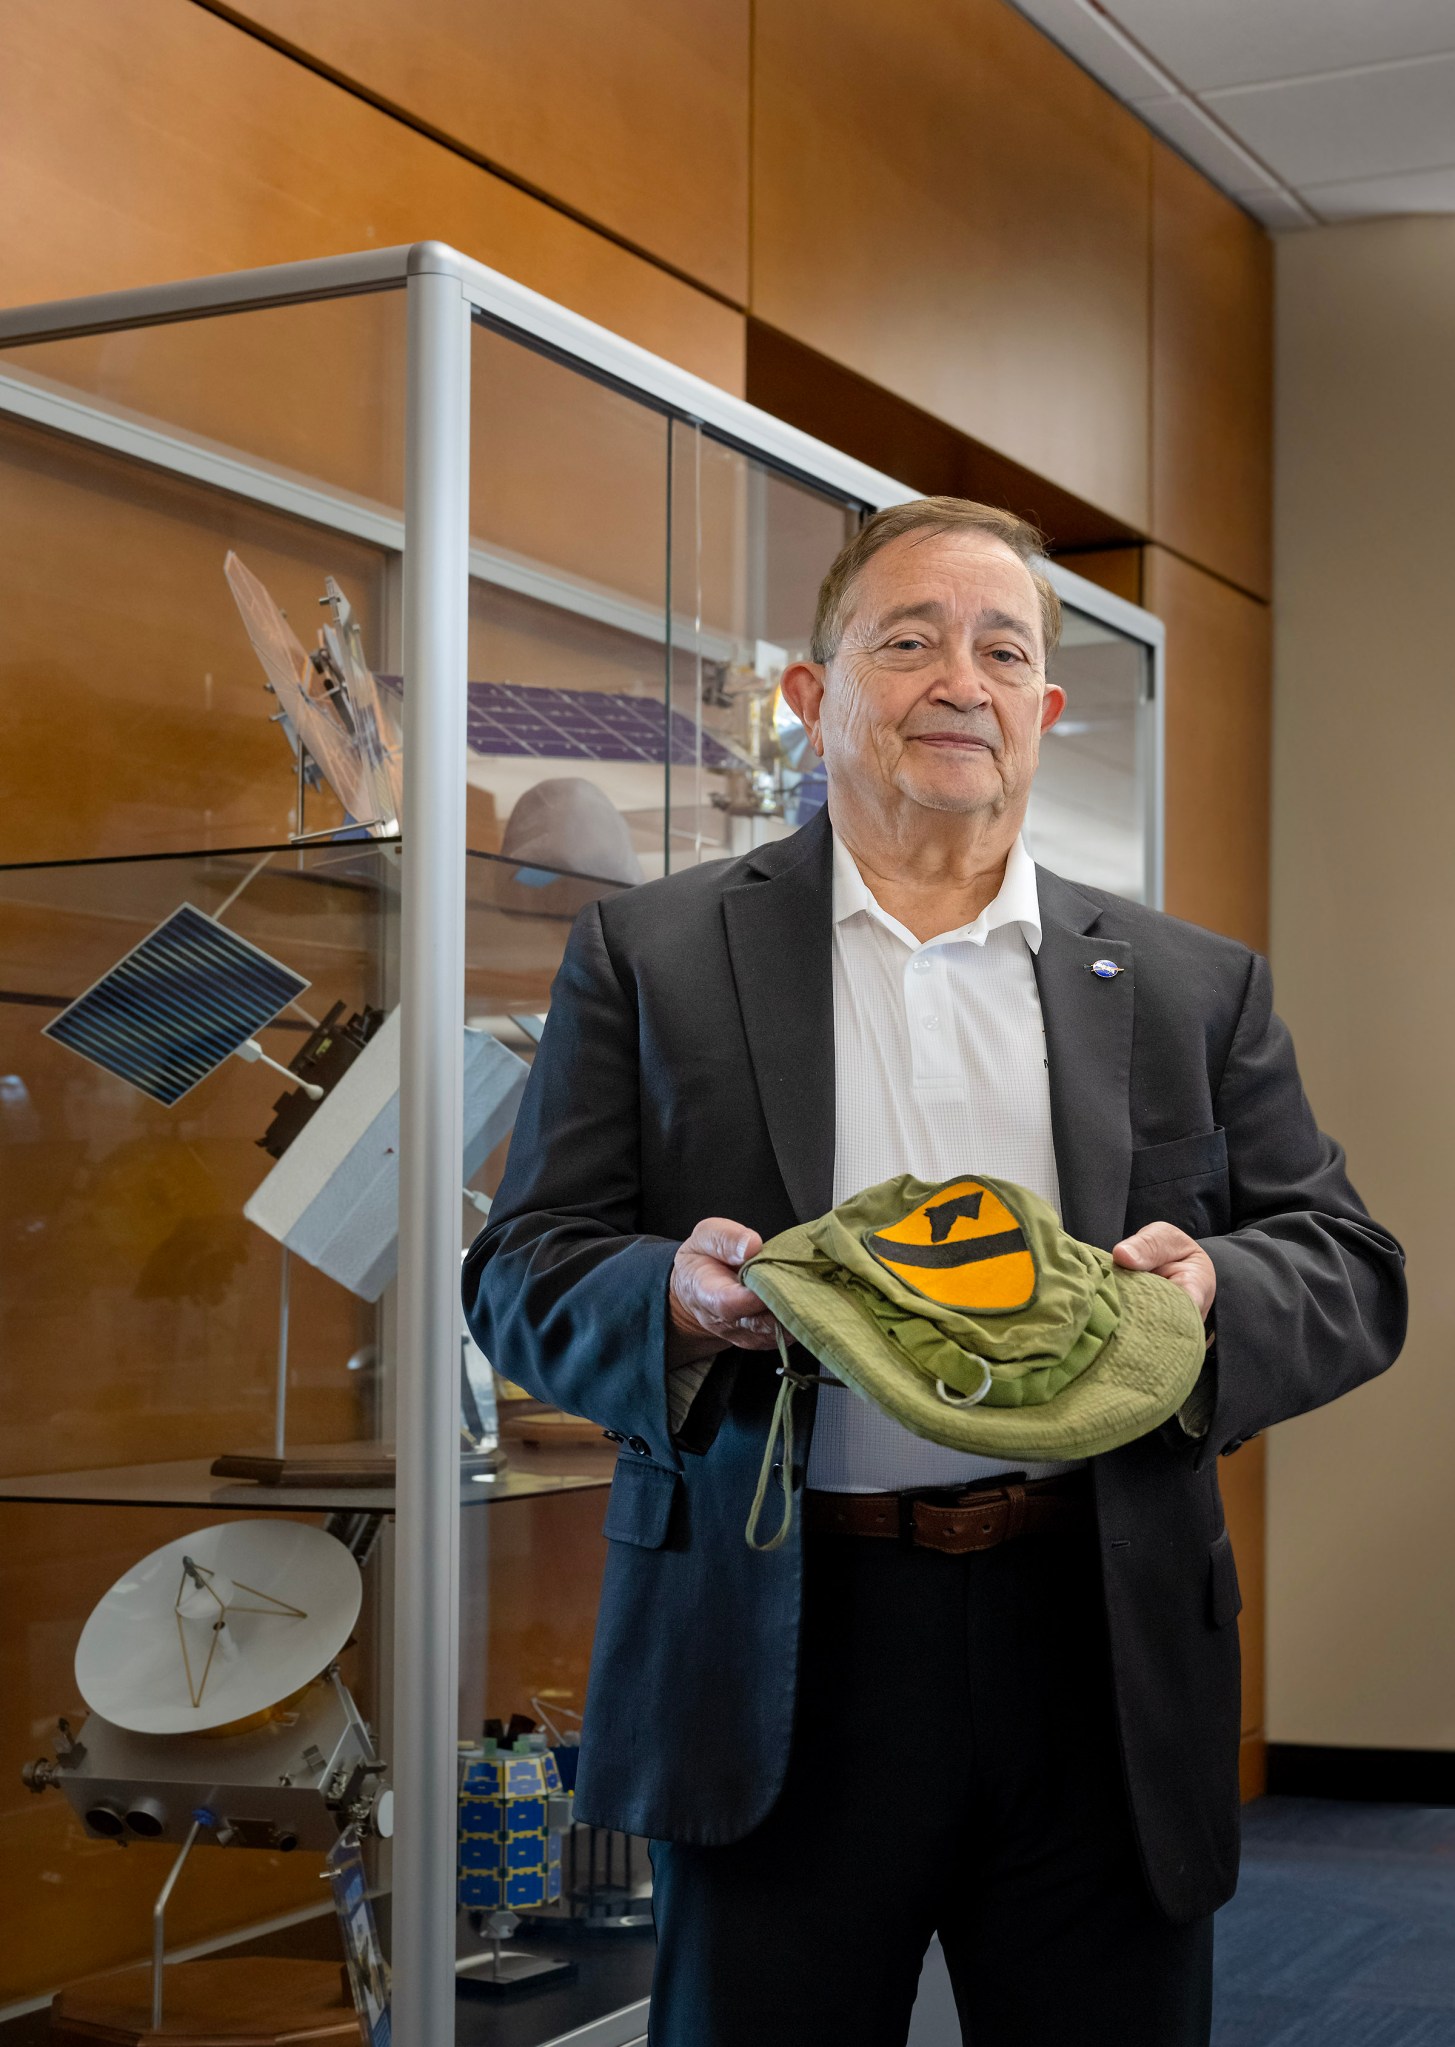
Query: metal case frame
xmin=0 ymin=242 xmax=1166 ymax=2045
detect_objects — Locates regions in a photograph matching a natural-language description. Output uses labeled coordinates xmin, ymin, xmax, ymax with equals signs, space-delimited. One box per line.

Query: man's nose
xmin=926 ymin=643 xmax=990 ymax=707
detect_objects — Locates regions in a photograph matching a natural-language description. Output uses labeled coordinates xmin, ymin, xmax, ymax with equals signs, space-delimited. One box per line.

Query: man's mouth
xmin=906 ymin=732 xmax=995 ymax=752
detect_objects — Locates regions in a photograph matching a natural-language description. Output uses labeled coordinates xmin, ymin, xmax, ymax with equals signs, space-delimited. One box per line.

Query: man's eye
xmin=887 ymin=636 xmax=926 ymax=651
xmin=988 ymin=647 xmax=1023 ymax=664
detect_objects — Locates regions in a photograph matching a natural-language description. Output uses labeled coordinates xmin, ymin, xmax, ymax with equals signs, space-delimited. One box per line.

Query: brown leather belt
xmin=804 ymin=1473 xmax=1091 ymax=1555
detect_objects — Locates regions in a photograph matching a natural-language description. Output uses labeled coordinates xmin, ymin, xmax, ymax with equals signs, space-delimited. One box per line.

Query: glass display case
xmin=0 ymin=244 xmax=1165 ymax=2047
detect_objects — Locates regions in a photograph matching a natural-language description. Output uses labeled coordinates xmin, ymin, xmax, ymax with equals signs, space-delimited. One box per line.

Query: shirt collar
xmin=831 ymin=827 xmax=1043 ymax=954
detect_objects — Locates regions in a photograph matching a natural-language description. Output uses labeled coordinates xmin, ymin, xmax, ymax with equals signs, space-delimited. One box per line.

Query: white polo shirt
xmin=805 ymin=829 xmax=1080 ymax=1493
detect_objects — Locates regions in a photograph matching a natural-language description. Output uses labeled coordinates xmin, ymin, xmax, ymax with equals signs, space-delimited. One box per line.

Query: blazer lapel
xmin=1032 ymin=867 xmax=1134 ymax=1250
xmin=722 ymin=809 xmax=836 ymax=1224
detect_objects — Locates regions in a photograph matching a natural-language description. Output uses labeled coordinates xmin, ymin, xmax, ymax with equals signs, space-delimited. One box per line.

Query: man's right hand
xmin=668 ymin=1217 xmax=780 ymax=1361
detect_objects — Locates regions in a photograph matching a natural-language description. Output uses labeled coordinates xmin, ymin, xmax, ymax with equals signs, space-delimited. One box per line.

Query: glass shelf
xmin=0 ymin=1441 xmax=618 ymax=1515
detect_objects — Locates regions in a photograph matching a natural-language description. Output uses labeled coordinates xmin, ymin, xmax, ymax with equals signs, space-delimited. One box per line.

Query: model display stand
xmin=50 ymin=1959 xmax=365 ymax=2047
xmin=210 ymin=1442 xmax=503 ymax=1486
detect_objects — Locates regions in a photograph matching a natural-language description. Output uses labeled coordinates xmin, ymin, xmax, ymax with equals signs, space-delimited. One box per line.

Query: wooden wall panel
xmin=1060 ymin=546 xmax=1143 ymax=605
xmin=1226 ymin=1440 xmax=1267 ymax=1739
xmin=1145 ymin=547 xmax=1271 ymax=953
xmin=1151 ymin=144 xmax=1273 ymax=599
xmin=745 ymin=324 xmax=1140 ymax=554
xmin=1221 ymin=1438 xmax=1268 ymax=1795
xmin=752 ymin=0 xmax=1152 ymax=529
xmin=216 ymin=0 xmax=751 ymax=304
xmin=1 ymin=0 xmax=744 ymax=395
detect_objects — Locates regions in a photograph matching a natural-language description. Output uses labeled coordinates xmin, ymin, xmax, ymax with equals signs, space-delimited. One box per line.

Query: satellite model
xmin=457 ymin=1736 xmax=575 ymax=1993
xmin=244 ymin=1007 xmax=528 ymax=1302
xmin=43 ymin=902 xmax=312 ymax=1107
xmin=225 ymin=546 xmax=829 ymax=868
xmin=23 ymin=1521 xmax=390 ymax=2032
xmin=701 ymin=639 xmax=826 ymax=830
xmin=225 ymin=552 xmax=403 ymax=838
xmin=28 ymin=1520 xmax=379 ymax=1821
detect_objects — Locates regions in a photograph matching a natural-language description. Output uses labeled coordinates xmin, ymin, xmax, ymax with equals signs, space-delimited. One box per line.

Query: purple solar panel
xmin=379 ymin=677 xmax=734 ymax=770
xmin=466 ymin=682 xmax=735 ymax=768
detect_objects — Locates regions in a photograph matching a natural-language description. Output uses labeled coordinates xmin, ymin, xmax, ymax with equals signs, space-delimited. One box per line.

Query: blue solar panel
xmin=465 ymin=682 xmax=735 ymax=769
xmin=379 ymin=676 xmax=734 ymax=770
xmin=44 ymin=904 xmax=310 ymax=1106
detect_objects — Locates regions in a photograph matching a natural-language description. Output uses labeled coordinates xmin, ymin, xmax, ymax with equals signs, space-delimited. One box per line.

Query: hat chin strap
xmin=746 ymin=1335 xmax=999 ymax=1548
xmin=745 ymin=1326 xmax=815 ymax=1552
xmin=934 ymin=1356 xmax=993 ymax=1407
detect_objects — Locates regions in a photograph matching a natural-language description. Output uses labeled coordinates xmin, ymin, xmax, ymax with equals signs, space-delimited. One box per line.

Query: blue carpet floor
xmin=1213 ymin=1798 xmax=1455 ymax=2045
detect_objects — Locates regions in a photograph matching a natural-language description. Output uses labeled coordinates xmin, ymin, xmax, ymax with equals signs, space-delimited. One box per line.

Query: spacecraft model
xmin=225 ymin=551 xmax=403 ymax=838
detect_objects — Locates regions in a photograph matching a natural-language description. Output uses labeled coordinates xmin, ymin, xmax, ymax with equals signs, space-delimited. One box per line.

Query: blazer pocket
xmin=1207 ymin=1528 xmax=1243 ymax=1629
xmin=1129 ymin=1127 xmax=1228 ymax=1191
xmin=602 ymin=1457 xmax=679 ymax=1549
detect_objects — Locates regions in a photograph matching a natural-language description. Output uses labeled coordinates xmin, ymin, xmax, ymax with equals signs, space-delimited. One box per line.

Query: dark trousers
xmin=648 ymin=1516 xmax=1214 ymax=2046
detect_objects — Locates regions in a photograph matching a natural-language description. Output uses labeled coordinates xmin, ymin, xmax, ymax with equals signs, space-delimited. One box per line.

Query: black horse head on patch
xmin=923 ymin=1189 xmax=985 ymax=1243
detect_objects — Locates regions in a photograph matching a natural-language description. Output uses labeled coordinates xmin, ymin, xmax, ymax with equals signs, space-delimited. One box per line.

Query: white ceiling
xmin=1010 ymin=0 xmax=1455 ymax=229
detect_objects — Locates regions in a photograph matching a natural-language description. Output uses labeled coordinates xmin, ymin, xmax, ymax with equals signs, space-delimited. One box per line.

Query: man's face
xmin=782 ymin=529 xmax=1065 ymax=825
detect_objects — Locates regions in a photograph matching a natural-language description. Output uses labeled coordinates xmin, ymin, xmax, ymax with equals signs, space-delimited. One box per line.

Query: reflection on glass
xmin=0 ymin=294 xmax=408 ymax=513
xmin=1027 ymin=608 xmax=1153 ymax=901
xmin=0 ymin=295 xmax=409 ymax=867
xmin=468 ymin=322 xmax=673 ymax=876
xmin=468 ymin=322 xmax=861 ymax=880
xmin=668 ymin=426 xmax=858 ymax=866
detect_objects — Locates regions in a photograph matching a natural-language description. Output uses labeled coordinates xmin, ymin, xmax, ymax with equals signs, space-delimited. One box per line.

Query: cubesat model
xmin=458 ymin=1739 xmax=572 ymax=1915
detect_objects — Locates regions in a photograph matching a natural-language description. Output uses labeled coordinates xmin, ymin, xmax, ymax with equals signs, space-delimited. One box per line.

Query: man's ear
xmin=1039 ymin=682 xmax=1067 ymax=736
xmin=780 ymin=660 xmax=827 ymax=759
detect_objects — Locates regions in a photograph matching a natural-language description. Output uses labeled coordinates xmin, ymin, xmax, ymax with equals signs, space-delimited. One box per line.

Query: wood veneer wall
xmin=0 ymin=0 xmax=1274 ymax=2005
xmin=1 ymin=0 xmax=745 ymax=394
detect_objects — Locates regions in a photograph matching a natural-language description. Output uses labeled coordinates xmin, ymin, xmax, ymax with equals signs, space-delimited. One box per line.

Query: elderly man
xmin=464 ymin=498 xmax=1405 ymax=2046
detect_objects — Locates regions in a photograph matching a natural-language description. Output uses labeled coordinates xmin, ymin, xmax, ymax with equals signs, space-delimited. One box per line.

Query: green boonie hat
xmin=739 ymin=1172 xmax=1206 ymax=1550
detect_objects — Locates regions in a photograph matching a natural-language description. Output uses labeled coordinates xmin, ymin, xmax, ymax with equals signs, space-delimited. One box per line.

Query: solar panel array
xmin=44 ymin=903 xmax=310 ymax=1106
xmin=463 ymin=681 xmax=735 ymax=770
xmin=378 ymin=674 xmax=738 ymax=769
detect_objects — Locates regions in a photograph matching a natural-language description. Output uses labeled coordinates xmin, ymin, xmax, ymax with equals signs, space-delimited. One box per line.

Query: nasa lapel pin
xmin=1089 ymin=958 xmax=1124 ymax=980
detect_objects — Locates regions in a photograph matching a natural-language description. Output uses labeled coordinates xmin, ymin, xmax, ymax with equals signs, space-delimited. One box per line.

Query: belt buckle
xmin=895 ymin=1484 xmax=959 ymax=1547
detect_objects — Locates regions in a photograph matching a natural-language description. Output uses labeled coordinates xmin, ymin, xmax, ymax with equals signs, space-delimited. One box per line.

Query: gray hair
xmin=810 ymin=496 xmax=1062 ymax=665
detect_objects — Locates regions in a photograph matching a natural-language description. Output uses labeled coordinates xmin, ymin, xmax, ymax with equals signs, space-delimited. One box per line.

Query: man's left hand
xmin=1112 ymin=1221 xmax=1216 ymax=1321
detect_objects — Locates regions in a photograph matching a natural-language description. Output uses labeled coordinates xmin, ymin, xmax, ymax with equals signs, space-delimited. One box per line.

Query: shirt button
xmin=911 ymin=956 xmax=932 ymax=975
xmin=923 ymin=1014 xmax=940 ymax=1032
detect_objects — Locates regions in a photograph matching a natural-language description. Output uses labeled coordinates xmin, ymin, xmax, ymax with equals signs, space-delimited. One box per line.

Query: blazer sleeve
xmin=1195 ymin=951 xmax=1407 ymax=1465
xmin=461 ymin=897 xmax=685 ymax=1470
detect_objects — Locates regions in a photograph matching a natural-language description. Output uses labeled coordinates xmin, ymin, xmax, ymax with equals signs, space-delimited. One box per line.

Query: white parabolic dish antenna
xmin=75 ymin=1521 xmax=362 ymax=1736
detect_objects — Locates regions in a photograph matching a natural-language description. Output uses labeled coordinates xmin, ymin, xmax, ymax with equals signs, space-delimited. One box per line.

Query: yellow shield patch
xmin=863 ymin=1178 xmax=1037 ymax=1313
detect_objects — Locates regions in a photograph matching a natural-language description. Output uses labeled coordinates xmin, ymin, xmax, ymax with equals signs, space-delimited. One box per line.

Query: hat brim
xmin=746 ymin=1258 xmax=1206 ymax=1461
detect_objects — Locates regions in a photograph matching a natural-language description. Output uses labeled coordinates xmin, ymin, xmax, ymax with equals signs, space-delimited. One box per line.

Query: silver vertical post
xmin=151 ymin=1819 xmax=202 ymax=2028
xmin=273 ymin=1245 xmax=291 ymax=1460
xmin=394 ymin=248 xmax=470 ymax=2047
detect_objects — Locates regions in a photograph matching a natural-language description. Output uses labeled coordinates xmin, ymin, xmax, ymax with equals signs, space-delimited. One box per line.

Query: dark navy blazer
xmin=463 ymin=806 xmax=1406 ymax=1924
